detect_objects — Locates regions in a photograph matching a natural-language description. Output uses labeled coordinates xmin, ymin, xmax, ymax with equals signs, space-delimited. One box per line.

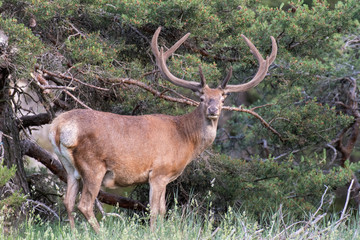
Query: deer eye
xmin=200 ymin=96 xmax=205 ymax=102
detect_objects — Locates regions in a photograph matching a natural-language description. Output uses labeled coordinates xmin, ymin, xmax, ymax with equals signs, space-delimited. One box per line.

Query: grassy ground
xmin=1 ymin=202 xmax=360 ymax=240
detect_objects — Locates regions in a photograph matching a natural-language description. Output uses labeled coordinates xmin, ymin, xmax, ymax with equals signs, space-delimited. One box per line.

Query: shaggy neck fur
xmin=176 ymin=104 xmax=219 ymax=158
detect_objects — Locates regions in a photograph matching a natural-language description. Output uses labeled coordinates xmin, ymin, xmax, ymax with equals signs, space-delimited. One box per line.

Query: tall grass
xmin=1 ymin=201 xmax=360 ymax=240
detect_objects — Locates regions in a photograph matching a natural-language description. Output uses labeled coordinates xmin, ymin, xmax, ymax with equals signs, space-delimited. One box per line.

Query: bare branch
xmin=63 ymin=90 xmax=92 ymax=110
xmin=39 ymin=68 xmax=109 ymax=92
xmin=289 ymin=186 xmax=329 ymax=239
xmin=222 ymin=105 xmax=283 ymax=140
xmin=18 ymin=113 xmax=52 ymax=129
xmin=101 ymin=77 xmax=199 ymax=106
xmin=66 ymin=21 xmax=86 ymax=38
xmin=26 ymin=199 xmax=60 ymax=221
xmin=340 ymin=179 xmax=354 ymax=220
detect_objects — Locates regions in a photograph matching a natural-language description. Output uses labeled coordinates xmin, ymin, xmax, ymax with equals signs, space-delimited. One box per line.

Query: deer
xmin=49 ymin=27 xmax=277 ymax=233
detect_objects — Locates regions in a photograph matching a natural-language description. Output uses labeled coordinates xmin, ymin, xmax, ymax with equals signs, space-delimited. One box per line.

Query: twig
xmin=251 ymin=103 xmax=274 ymax=111
xmin=340 ymin=179 xmax=354 ymax=220
xmin=95 ymin=198 xmax=105 ymax=218
xmin=101 ymin=77 xmax=199 ymax=107
xmin=157 ymin=83 xmax=198 ymax=105
xmin=64 ymin=90 xmax=92 ymax=110
xmin=41 ymin=85 xmax=76 ymax=91
xmin=274 ymin=149 xmax=301 ymax=160
xmin=26 ymin=199 xmax=60 ymax=220
xmin=309 ymin=181 xmax=355 ymax=238
xmin=326 ymin=143 xmax=337 ymax=166
xmin=66 ymin=21 xmax=86 ymax=38
xmin=41 ymin=68 xmax=109 ymax=92
xmin=289 ymin=186 xmax=329 ymax=238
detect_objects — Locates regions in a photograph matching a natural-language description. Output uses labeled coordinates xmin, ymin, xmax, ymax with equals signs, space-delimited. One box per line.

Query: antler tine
xmin=224 ymin=35 xmax=277 ymax=93
xmin=151 ymin=27 xmax=202 ymax=91
xmin=268 ymin=36 xmax=277 ymax=65
xmin=198 ymin=65 xmax=206 ymax=87
xmin=220 ymin=66 xmax=233 ymax=89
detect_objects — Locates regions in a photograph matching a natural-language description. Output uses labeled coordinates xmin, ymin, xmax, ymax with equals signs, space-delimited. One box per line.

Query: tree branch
xmin=222 ymin=105 xmax=283 ymax=140
xmin=101 ymin=77 xmax=199 ymax=106
xmin=18 ymin=113 xmax=52 ymax=129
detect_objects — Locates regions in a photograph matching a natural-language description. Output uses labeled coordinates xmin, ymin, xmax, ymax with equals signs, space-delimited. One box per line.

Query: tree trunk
xmin=0 ymin=47 xmax=29 ymax=195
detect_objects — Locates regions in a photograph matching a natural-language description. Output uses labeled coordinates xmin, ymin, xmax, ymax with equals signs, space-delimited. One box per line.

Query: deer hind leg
xmin=149 ymin=176 xmax=168 ymax=230
xmin=52 ymin=144 xmax=81 ymax=230
xmin=64 ymin=169 xmax=80 ymax=230
xmin=77 ymin=162 xmax=106 ymax=233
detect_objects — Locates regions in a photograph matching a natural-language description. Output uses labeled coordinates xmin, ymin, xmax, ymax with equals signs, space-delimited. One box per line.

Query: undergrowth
xmin=1 ymin=190 xmax=360 ymax=240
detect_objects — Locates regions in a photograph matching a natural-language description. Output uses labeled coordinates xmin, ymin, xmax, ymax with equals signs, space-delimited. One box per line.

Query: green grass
xmin=1 ymin=203 xmax=360 ymax=240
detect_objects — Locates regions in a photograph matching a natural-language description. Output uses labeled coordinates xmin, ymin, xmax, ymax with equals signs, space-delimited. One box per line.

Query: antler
xmin=223 ymin=35 xmax=277 ymax=93
xmin=152 ymin=27 xmax=277 ymax=93
xmin=151 ymin=27 xmax=204 ymax=91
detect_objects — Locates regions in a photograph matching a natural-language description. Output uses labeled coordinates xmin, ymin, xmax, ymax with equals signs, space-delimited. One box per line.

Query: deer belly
xmin=102 ymin=168 xmax=149 ymax=188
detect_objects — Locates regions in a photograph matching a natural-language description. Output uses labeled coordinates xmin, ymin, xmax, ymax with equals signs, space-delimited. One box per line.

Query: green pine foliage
xmin=0 ymin=17 xmax=44 ymax=78
xmin=0 ymin=159 xmax=25 ymax=217
xmin=172 ymin=153 xmax=353 ymax=220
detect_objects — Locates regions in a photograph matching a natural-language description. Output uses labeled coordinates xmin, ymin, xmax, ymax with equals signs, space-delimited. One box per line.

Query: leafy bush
xmin=168 ymin=153 xmax=353 ymax=221
xmin=0 ymin=159 xmax=25 ymax=210
xmin=0 ymin=159 xmax=26 ymax=235
xmin=0 ymin=17 xmax=44 ymax=78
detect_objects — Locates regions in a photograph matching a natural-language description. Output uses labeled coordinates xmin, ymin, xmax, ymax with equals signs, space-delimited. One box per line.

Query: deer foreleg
xmin=149 ymin=177 xmax=167 ymax=230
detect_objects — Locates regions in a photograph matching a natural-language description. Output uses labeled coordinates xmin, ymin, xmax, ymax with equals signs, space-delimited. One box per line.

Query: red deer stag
xmin=49 ymin=27 xmax=277 ymax=232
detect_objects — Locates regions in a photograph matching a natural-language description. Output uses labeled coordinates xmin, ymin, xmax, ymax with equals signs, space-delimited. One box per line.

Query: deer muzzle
xmin=207 ymin=106 xmax=220 ymax=119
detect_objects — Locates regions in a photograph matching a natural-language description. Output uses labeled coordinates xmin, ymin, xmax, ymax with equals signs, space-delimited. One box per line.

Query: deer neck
xmin=178 ymin=105 xmax=219 ymax=157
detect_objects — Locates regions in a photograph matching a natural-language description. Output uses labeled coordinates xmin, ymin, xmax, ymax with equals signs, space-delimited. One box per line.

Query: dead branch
xmin=340 ymin=179 xmax=354 ymax=220
xmin=66 ymin=20 xmax=86 ymax=38
xmin=222 ymin=105 xmax=283 ymax=140
xmin=26 ymin=199 xmax=60 ymax=221
xmin=100 ymin=77 xmax=199 ymax=106
xmin=18 ymin=113 xmax=52 ymax=129
xmin=63 ymin=90 xmax=92 ymax=110
xmin=288 ymin=186 xmax=329 ymax=239
xmin=20 ymin=139 xmax=148 ymax=212
xmin=39 ymin=68 xmax=109 ymax=92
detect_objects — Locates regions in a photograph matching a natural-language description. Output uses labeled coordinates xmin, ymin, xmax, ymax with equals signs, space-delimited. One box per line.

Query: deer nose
xmin=207 ymin=106 xmax=219 ymax=115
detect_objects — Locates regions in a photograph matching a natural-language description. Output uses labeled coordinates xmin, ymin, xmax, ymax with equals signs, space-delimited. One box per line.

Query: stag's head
xmin=198 ymin=86 xmax=227 ymax=120
xmin=151 ymin=27 xmax=277 ymax=121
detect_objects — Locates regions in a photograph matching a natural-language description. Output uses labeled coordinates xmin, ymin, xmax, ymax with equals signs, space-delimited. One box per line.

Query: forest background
xmin=0 ymin=0 xmax=359 ymax=238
